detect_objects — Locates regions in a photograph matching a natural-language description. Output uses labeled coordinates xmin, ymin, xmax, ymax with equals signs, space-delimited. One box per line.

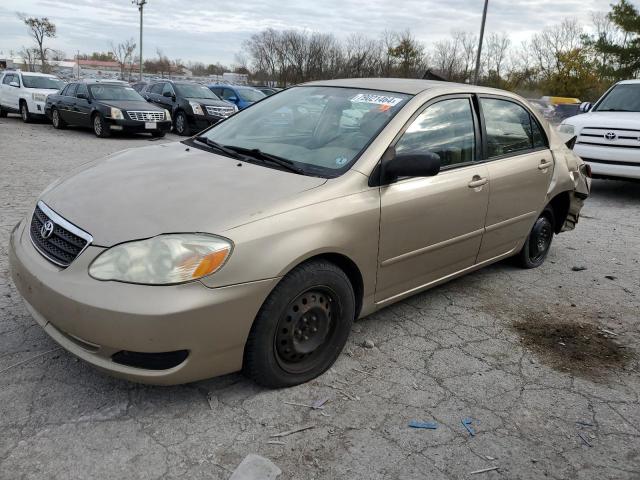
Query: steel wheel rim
xmin=52 ymin=110 xmax=59 ymax=127
xmin=530 ymin=218 xmax=552 ymax=262
xmin=274 ymin=286 xmax=340 ymax=374
xmin=176 ymin=114 xmax=184 ymax=133
xmin=21 ymin=106 xmax=27 ymax=120
xmin=94 ymin=116 xmax=101 ymax=135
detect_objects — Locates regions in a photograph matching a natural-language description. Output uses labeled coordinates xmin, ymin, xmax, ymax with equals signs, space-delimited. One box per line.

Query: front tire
xmin=0 ymin=105 xmax=7 ymax=118
xmin=516 ymin=207 xmax=555 ymax=269
xmin=20 ymin=102 xmax=32 ymax=123
xmin=51 ymin=108 xmax=66 ymax=129
xmin=92 ymin=113 xmax=111 ymax=138
xmin=174 ymin=111 xmax=190 ymax=136
xmin=243 ymin=260 xmax=355 ymax=388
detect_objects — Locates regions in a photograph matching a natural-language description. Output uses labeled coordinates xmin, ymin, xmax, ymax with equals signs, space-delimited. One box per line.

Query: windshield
xmin=22 ymin=75 xmax=64 ymax=90
xmin=89 ymin=84 xmax=145 ymax=101
xmin=176 ymin=83 xmax=218 ymax=99
xmin=201 ymin=86 xmax=411 ymax=176
xmin=236 ymin=87 xmax=266 ymax=102
xmin=595 ymin=84 xmax=640 ymax=112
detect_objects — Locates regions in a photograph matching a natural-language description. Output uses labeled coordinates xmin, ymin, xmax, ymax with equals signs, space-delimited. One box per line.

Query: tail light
xmin=584 ymin=164 xmax=592 ymax=178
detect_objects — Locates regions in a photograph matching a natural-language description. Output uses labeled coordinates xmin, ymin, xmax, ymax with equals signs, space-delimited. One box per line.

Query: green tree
xmin=388 ymin=31 xmax=425 ymax=78
xmin=590 ymin=0 xmax=640 ymax=80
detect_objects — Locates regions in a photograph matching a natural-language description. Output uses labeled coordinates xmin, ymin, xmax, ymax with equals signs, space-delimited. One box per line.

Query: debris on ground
xmin=312 ymin=398 xmax=330 ymax=409
xmin=270 ymin=424 xmax=316 ymax=438
xmin=469 ymin=466 xmax=500 ymax=475
xmin=228 ymin=454 xmax=281 ymax=480
xmin=207 ymin=393 xmax=219 ymax=410
xmin=408 ymin=420 xmax=438 ymax=429
xmin=362 ymin=340 xmax=375 ymax=349
xmin=571 ymin=266 xmax=587 ymax=271
xmin=266 ymin=441 xmax=286 ymax=446
xmin=578 ymin=432 xmax=593 ymax=447
xmin=462 ymin=418 xmax=476 ymax=436
xmin=605 ymin=275 xmax=617 ymax=280
xmin=283 ymin=400 xmax=326 ymax=410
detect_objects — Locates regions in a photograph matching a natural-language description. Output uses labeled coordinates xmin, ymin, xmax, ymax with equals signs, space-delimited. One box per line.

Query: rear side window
xmin=395 ymin=98 xmax=476 ymax=168
xmin=75 ymin=83 xmax=88 ymax=98
xmin=161 ymin=83 xmax=174 ymax=96
xmin=481 ymin=98 xmax=547 ymax=158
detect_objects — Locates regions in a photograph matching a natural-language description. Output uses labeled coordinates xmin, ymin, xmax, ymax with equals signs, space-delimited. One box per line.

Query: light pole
xmin=133 ymin=0 xmax=147 ymax=81
xmin=473 ymin=0 xmax=489 ymax=85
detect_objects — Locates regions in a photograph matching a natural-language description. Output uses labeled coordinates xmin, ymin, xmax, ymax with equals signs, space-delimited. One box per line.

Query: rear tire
xmin=0 ymin=105 xmax=7 ymax=118
xmin=20 ymin=102 xmax=32 ymax=123
xmin=174 ymin=111 xmax=190 ymax=136
xmin=51 ymin=108 xmax=66 ymax=129
xmin=515 ymin=207 xmax=555 ymax=269
xmin=92 ymin=113 xmax=111 ymax=138
xmin=243 ymin=260 xmax=355 ymax=388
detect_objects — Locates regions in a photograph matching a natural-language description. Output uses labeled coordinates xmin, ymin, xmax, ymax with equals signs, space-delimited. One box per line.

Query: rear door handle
xmin=538 ymin=159 xmax=552 ymax=170
xmin=468 ymin=176 xmax=488 ymax=188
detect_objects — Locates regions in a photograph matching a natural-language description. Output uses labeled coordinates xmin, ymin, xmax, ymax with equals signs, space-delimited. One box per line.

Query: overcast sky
xmin=0 ymin=0 xmax=614 ymax=65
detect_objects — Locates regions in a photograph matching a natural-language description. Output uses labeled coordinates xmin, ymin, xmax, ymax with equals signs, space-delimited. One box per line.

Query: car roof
xmin=618 ymin=79 xmax=640 ymax=85
xmin=4 ymin=71 xmax=57 ymax=78
xmin=302 ymin=77 xmax=505 ymax=95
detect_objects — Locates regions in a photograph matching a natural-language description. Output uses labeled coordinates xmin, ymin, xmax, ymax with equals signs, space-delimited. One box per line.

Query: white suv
xmin=559 ymin=80 xmax=640 ymax=181
xmin=0 ymin=71 xmax=65 ymax=122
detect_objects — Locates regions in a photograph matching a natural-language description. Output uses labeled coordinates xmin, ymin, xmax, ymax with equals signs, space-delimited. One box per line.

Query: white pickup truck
xmin=0 ymin=70 xmax=65 ymax=122
xmin=559 ymin=80 xmax=640 ymax=181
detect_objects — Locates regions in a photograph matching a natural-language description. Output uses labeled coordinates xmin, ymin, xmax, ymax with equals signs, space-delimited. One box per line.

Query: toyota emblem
xmin=604 ymin=131 xmax=617 ymax=141
xmin=40 ymin=220 xmax=54 ymax=239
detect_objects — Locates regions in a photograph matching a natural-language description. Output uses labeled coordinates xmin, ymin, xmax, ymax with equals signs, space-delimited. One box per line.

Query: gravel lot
xmin=1 ymin=115 xmax=639 ymax=480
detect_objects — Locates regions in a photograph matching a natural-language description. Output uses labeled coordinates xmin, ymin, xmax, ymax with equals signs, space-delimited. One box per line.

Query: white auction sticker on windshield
xmin=350 ymin=94 xmax=403 ymax=107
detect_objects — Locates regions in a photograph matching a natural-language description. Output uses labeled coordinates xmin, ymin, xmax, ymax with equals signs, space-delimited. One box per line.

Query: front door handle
xmin=468 ymin=176 xmax=488 ymax=188
xmin=538 ymin=159 xmax=552 ymax=170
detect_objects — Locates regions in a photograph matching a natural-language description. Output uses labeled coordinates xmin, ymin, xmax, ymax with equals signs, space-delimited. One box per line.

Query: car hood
xmin=100 ymin=100 xmax=164 ymax=112
xmin=40 ymin=142 xmax=327 ymax=246
xmin=565 ymin=111 xmax=640 ymax=130
xmin=185 ymin=97 xmax=233 ymax=107
xmin=26 ymin=88 xmax=60 ymax=96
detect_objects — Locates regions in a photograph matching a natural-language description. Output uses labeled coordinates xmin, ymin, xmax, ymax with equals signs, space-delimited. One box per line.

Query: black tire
xmin=0 ymin=105 xmax=7 ymax=118
xmin=174 ymin=111 xmax=190 ymax=136
xmin=51 ymin=108 xmax=66 ymax=129
xmin=92 ymin=113 xmax=111 ymax=138
xmin=20 ymin=102 xmax=32 ymax=123
xmin=151 ymin=130 xmax=165 ymax=138
xmin=516 ymin=207 xmax=555 ymax=269
xmin=244 ymin=260 xmax=355 ymax=388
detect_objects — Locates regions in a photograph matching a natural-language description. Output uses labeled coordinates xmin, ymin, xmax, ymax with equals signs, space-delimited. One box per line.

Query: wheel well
xmin=19 ymin=98 xmax=26 ymax=106
xmin=301 ymin=253 xmax=364 ymax=319
xmin=548 ymin=191 xmax=570 ymax=234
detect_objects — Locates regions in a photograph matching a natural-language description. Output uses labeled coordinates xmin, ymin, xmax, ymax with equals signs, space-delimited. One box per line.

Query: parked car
xmin=142 ymin=80 xmax=237 ymax=136
xmin=131 ymin=81 xmax=149 ymax=92
xmin=208 ymin=84 xmax=266 ymax=109
xmin=551 ymin=103 xmax=581 ymax=123
xmin=255 ymin=86 xmax=282 ymax=96
xmin=527 ymin=98 xmax=555 ymax=121
xmin=0 ymin=71 xmax=64 ymax=122
xmin=10 ymin=78 xmax=590 ymax=387
xmin=45 ymin=80 xmax=171 ymax=137
xmin=559 ymin=79 xmax=640 ymax=180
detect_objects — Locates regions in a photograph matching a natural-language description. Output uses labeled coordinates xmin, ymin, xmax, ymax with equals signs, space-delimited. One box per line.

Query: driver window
xmin=395 ymin=98 xmax=476 ymax=168
xmin=161 ymin=83 xmax=174 ymax=96
xmin=75 ymin=83 xmax=88 ymax=98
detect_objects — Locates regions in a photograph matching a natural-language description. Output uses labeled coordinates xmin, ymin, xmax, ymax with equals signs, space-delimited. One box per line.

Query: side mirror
xmin=10 ymin=81 xmax=19 ymax=88
xmin=383 ymin=149 xmax=441 ymax=183
xmin=579 ymin=102 xmax=592 ymax=113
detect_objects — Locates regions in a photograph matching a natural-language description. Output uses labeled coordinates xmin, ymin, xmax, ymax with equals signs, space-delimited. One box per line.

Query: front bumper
xmin=9 ymin=218 xmax=278 ymax=385
xmin=27 ymin=99 xmax=48 ymax=116
xmin=106 ymin=117 xmax=172 ymax=134
xmin=575 ymin=143 xmax=640 ymax=180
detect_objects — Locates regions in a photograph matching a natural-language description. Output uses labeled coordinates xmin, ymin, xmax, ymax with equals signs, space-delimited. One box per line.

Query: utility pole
xmin=473 ymin=0 xmax=489 ymax=85
xmin=133 ymin=0 xmax=147 ymax=81
xmin=76 ymin=50 xmax=80 ymax=79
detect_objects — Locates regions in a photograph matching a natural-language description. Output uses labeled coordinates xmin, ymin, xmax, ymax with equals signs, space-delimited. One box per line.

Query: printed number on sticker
xmin=351 ymin=94 xmax=403 ymax=107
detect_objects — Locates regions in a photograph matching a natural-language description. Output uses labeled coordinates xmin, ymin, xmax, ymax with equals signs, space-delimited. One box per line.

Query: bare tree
xmin=110 ymin=38 xmax=137 ymax=80
xmin=18 ymin=46 xmax=39 ymax=72
xmin=17 ymin=14 xmax=56 ymax=73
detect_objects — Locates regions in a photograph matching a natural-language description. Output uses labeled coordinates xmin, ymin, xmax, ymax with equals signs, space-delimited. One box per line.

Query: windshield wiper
xmin=597 ymin=108 xmax=636 ymax=112
xmin=194 ymin=136 xmax=241 ymax=159
xmin=223 ymin=145 xmax=306 ymax=175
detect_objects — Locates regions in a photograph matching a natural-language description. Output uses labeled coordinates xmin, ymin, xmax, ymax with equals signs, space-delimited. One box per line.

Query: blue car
xmin=207 ymin=84 xmax=267 ymax=110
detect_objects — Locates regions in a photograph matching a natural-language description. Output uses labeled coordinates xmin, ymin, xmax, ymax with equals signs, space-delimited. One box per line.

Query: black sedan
xmin=45 ymin=81 xmax=172 ymax=138
xmin=142 ymin=80 xmax=237 ymax=136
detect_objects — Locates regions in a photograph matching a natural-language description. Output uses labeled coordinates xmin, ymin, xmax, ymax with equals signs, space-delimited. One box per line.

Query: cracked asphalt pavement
xmin=1 ymin=117 xmax=639 ymax=479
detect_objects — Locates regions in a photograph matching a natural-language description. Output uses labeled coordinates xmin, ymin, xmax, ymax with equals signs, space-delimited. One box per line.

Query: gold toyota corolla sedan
xmin=9 ymin=78 xmax=591 ymax=387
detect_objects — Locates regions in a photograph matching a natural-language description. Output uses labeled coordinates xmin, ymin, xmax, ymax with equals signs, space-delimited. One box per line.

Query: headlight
xmin=558 ymin=124 xmax=575 ymax=135
xmin=164 ymin=109 xmax=171 ymax=121
xmin=32 ymin=93 xmax=47 ymax=102
xmin=89 ymin=234 xmax=232 ymax=285
xmin=189 ymin=101 xmax=204 ymax=115
xmin=110 ymin=107 xmax=124 ymax=120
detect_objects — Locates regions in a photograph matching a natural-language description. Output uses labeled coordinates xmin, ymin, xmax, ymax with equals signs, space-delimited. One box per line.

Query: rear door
xmin=376 ymin=96 xmax=490 ymax=304
xmin=59 ymin=83 xmax=77 ymax=124
xmin=0 ymin=74 xmax=13 ymax=107
xmin=476 ymin=96 xmax=553 ymax=262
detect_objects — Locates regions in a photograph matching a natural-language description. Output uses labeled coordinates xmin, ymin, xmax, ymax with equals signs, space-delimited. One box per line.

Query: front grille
xmin=127 ymin=110 xmax=165 ymax=122
xmin=30 ymin=202 xmax=92 ymax=267
xmin=205 ymin=105 xmax=235 ymax=117
xmin=577 ymin=127 xmax=640 ymax=149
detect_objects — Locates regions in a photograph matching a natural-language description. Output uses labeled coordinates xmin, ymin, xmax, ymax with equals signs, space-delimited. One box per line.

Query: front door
xmin=476 ymin=97 xmax=554 ymax=262
xmin=71 ymin=83 xmax=92 ymax=127
xmin=376 ymin=96 xmax=490 ymax=304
